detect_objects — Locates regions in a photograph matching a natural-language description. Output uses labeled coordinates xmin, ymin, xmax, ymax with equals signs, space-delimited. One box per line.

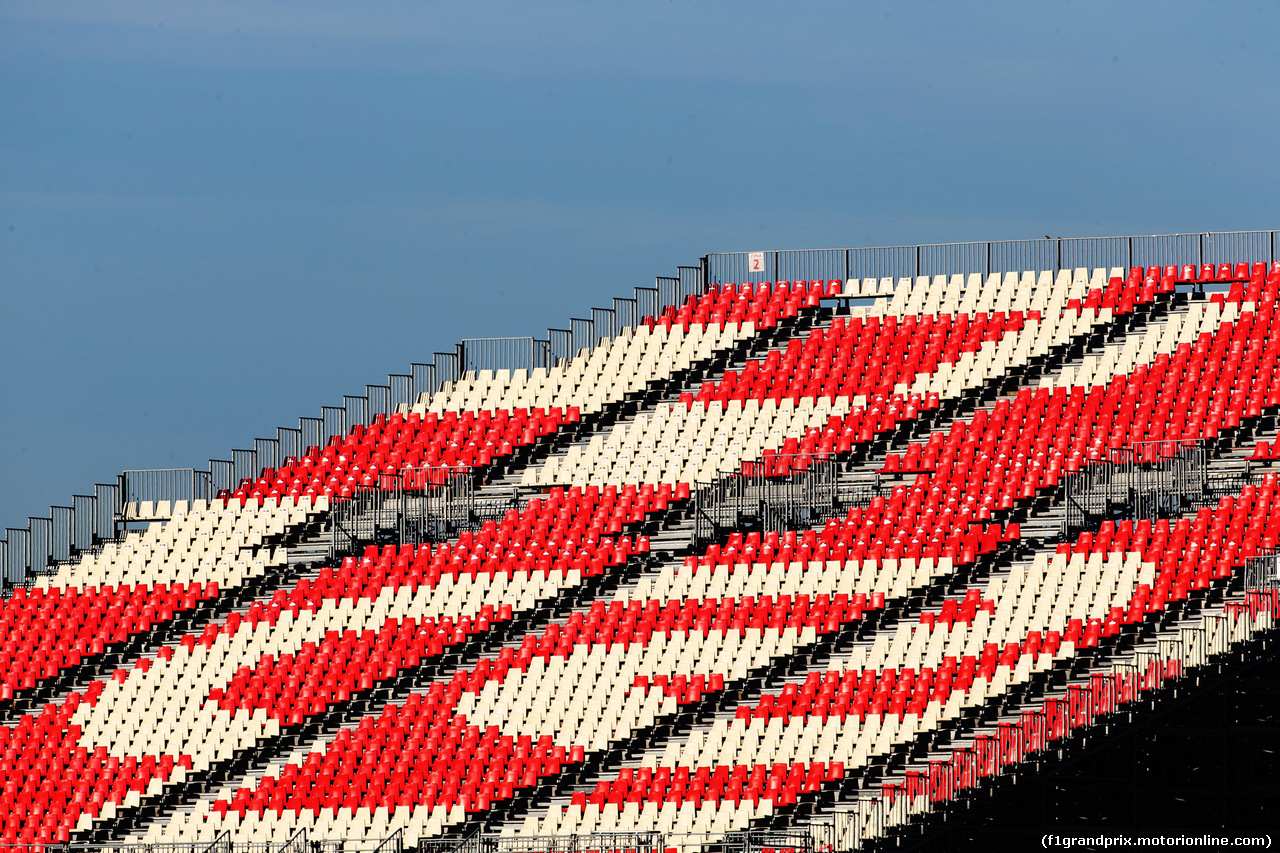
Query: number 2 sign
xmin=748 ymin=252 xmax=765 ymax=273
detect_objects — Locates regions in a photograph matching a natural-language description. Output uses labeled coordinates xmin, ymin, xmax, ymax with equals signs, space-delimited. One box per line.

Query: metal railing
xmin=120 ymin=468 xmax=215 ymax=509
xmin=1243 ymin=549 xmax=1280 ymax=595
xmin=705 ymin=230 xmax=1280 ymax=285
xmin=460 ymin=338 xmax=554 ymax=375
xmin=329 ymin=466 xmax=520 ymax=559
xmin=692 ymin=454 xmax=881 ymax=550
xmin=1062 ymin=438 xmax=1228 ymax=539
xmin=415 ymin=830 xmax=826 ymax=853
xmin=3 ymin=480 xmax=120 ymax=586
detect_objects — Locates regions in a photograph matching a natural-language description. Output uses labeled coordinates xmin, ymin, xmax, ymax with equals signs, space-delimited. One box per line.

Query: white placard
xmin=748 ymin=252 xmax=765 ymax=273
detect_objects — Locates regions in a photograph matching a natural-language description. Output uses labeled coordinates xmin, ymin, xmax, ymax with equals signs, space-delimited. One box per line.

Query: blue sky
xmin=1 ymin=0 xmax=1278 ymax=533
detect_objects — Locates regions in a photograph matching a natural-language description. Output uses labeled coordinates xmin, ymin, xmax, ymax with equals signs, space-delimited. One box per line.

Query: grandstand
xmin=2 ymin=230 xmax=1279 ymax=851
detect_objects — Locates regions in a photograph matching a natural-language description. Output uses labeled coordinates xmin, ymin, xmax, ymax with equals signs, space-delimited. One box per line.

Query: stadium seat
xmin=8 ymin=261 xmax=1280 ymax=847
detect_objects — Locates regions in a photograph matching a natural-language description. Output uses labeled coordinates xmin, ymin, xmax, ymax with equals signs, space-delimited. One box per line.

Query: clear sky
xmin=1 ymin=1 xmax=1278 ymax=535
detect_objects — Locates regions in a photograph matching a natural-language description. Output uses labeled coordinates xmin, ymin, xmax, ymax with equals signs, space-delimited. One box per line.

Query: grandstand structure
xmin=2 ymin=230 xmax=1280 ymax=851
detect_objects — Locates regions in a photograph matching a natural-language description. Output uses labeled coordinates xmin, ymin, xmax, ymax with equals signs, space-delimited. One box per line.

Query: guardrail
xmin=1061 ymin=438 xmax=1258 ymax=540
xmin=705 ymin=230 xmax=1280 ymax=285
xmin=120 ymin=468 xmax=215 ymax=508
xmin=692 ymin=454 xmax=882 ymax=551
xmin=328 ymin=465 xmax=494 ymax=559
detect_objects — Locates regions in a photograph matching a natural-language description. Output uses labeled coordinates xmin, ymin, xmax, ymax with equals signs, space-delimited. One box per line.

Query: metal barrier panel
xmin=656 ymin=275 xmax=681 ymax=307
xmin=327 ymin=466 xmax=512 ymax=559
xmin=255 ymin=438 xmax=279 ymax=472
xmin=323 ymin=406 xmax=346 ymax=447
xmin=231 ymin=449 xmax=258 ymax=487
xmin=918 ymin=242 xmax=989 ymax=277
xmin=434 ymin=350 xmax=460 ymax=387
xmin=367 ymin=383 xmax=392 ymax=421
xmin=460 ymin=337 xmax=552 ymax=374
xmin=345 ymin=394 xmax=370 ymax=429
xmin=121 ymin=468 xmax=215 ymax=505
xmin=71 ymin=494 xmax=96 ymax=552
xmin=635 ymin=286 xmax=659 ymax=322
xmin=3 ymin=531 xmax=27 ymax=584
xmin=548 ymin=328 xmax=573 ymax=365
xmin=1129 ymin=233 xmax=1201 ymax=268
xmin=27 ymin=516 xmax=50 ymax=576
xmin=210 ymin=460 xmax=235 ymax=495
xmin=1062 ymin=439 xmax=1233 ymax=539
xmin=692 ymin=455 xmax=879 ymax=550
xmin=397 ymin=466 xmax=477 ymax=545
xmin=592 ymin=307 xmax=616 ymax=344
xmin=50 ymin=505 xmax=72 ymax=563
xmin=95 ymin=482 xmax=119 ymax=542
xmin=1059 ymin=235 xmax=1128 ymax=272
xmin=772 ymin=248 xmax=847 ymax=283
xmin=704 ymin=251 xmax=755 ymax=284
xmin=848 ymin=245 xmax=918 ymax=282
xmin=614 ymin=297 xmax=638 ymax=332
xmin=412 ymin=362 xmax=437 ymax=406
xmin=482 ymin=832 xmax=664 ymax=853
xmin=678 ymin=265 xmax=704 ymax=301
xmin=278 ymin=426 xmax=302 ymax=464
xmin=388 ymin=374 xmax=413 ymax=413
xmin=300 ymin=418 xmax=324 ymax=456
xmin=987 ymin=238 xmax=1059 ymax=274
xmin=1204 ymin=230 xmax=1273 ymax=265
xmin=570 ymin=317 xmax=594 ymax=356
xmin=1244 ymin=550 xmax=1280 ymax=594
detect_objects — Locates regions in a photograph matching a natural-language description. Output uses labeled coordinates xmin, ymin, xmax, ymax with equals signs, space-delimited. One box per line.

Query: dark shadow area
xmin=883 ymin=643 xmax=1280 ymax=851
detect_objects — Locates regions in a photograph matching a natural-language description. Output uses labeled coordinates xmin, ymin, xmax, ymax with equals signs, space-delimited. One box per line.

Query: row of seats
xmin=844 ymin=268 xmax=1122 ymax=316
xmin=0 ymin=281 xmax=811 ymax=844
xmin=684 ymin=312 xmax=1029 ymax=407
xmin=534 ymin=266 xmax=1172 ymax=489
xmin=234 ymin=281 xmax=835 ymax=502
xmin=857 ymin=575 xmax=1280 ymax=841
xmin=650 ymin=281 xmax=838 ymax=331
xmin=883 ymin=302 xmax=1272 ymax=512
xmin=231 ymin=410 xmax=571 ymax=502
xmin=506 ymin=278 xmax=1280 ymax=839
xmin=418 ymin=283 xmax=826 ymax=417
xmin=12 ymin=264 xmax=1279 ymax=847
xmin=64 ymin=486 xmax=666 ymax=787
xmin=129 ymin=263 xmax=1172 ymax=835
xmin=525 ymin=473 xmax=1279 ymax=839
xmin=0 ymin=501 xmax=300 ymax=704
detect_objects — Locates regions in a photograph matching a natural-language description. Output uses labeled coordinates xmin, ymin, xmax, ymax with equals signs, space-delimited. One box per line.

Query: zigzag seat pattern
xmin=4 ymin=260 xmax=1280 ymax=849
xmin=0 ymin=500 xmax=302 ymax=710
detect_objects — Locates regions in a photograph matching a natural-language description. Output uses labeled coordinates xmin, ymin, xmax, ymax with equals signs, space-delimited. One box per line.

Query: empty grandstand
xmin=2 ymin=230 xmax=1280 ymax=851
